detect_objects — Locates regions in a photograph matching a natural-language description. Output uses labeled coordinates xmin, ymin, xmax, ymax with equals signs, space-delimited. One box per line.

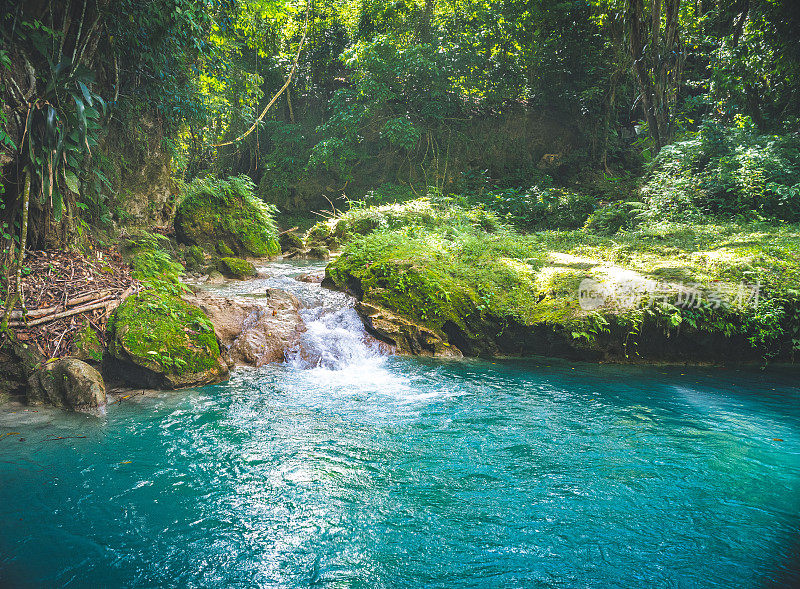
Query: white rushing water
xmin=287 ymin=304 xmax=388 ymax=370
xmin=201 ymin=260 xmax=392 ymax=372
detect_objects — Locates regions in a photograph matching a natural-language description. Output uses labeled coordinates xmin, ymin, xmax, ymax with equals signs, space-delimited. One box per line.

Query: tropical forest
xmin=1 ymin=0 xmax=799 ymax=586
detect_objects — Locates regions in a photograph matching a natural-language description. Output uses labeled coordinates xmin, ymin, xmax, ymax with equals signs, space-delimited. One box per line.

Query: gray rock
xmin=183 ymin=289 xmax=305 ymax=367
xmin=0 ymin=339 xmax=45 ymax=395
xmin=355 ymin=301 xmax=462 ymax=358
xmin=205 ymin=270 xmax=226 ymax=284
xmin=295 ymin=271 xmax=324 ymax=283
xmin=28 ymin=358 xmax=107 ymax=412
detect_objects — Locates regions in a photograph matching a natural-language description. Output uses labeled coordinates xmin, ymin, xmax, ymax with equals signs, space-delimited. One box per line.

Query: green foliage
xmin=103 ymin=0 xmax=213 ymax=132
xmin=463 ymin=185 xmax=596 ymax=231
xmin=257 ymin=121 xmax=310 ymax=204
xmin=21 ymin=56 xmax=106 ymax=222
xmin=584 ymin=201 xmax=645 ymax=235
xmin=216 ymin=242 xmax=235 ymax=257
xmin=381 ymin=116 xmax=421 ymax=150
xmin=325 ymin=198 xmax=800 ymax=360
xmin=641 ymin=120 xmax=800 ymax=222
xmin=307 ymin=197 xmax=503 ymax=246
xmin=176 ymin=175 xmax=280 ymax=257
xmin=360 ymin=183 xmax=417 ymax=207
xmin=126 ymin=231 xmax=187 ymax=296
xmin=72 ymin=321 xmax=104 ymax=362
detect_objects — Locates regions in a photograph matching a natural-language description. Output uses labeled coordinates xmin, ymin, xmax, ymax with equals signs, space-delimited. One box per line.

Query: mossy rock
xmin=106 ymin=291 xmax=228 ymax=389
xmin=217 ymin=257 xmax=257 ymax=279
xmin=183 ymin=245 xmax=205 ymax=271
xmin=279 ymin=231 xmax=304 ymax=252
xmin=216 ymin=242 xmax=234 ymax=256
xmin=0 ymin=339 xmax=45 ymax=395
xmin=307 ymin=246 xmax=330 ymax=260
xmin=27 ymin=359 xmax=106 ymax=412
xmin=72 ymin=322 xmax=104 ymax=363
xmin=175 ymin=175 xmax=280 ymax=258
xmin=305 ymin=223 xmax=333 ymax=246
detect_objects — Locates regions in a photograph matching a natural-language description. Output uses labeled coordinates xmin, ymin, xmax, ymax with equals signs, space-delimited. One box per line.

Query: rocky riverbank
xmin=318 ymin=199 xmax=800 ymax=364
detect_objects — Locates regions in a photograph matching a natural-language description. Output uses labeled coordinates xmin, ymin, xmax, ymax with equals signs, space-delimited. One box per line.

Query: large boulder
xmin=0 ymin=339 xmax=45 ymax=397
xmin=175 ymin=176 xmax=280 ymax=258
xmin=183 ymin=289 xmax=305 ymax=367
xmin=279 ymin=231 xmax=304 ymax=253
xmin=27 ymin=359 xmax=107 ymax=412
xmin=106 ymin=291 xmax=229 ymax=389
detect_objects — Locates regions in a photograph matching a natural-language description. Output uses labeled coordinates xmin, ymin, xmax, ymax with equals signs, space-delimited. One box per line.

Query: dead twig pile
xmin=4 ymin=249 xmax=141 ymax=359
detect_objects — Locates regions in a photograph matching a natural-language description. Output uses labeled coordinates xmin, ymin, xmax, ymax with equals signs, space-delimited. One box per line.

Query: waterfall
xmin=287 ymin=301 xmax=391 ymax=370
xmin=199 ymin=261 xmax=393 ymax=371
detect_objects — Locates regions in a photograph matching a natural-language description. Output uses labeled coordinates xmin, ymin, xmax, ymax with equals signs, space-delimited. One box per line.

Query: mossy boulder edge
xmin=216 ymin=257 xmax=258 ymax=279
xmin=106 ymin=291 xmax=229 ymax=389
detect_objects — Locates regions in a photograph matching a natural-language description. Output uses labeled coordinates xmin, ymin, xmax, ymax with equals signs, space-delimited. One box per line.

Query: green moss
xmin=279 ymin=231 xmax=304 ymax=252
xmin=184 ymin=245 xmax=205 ymax=270
xmin=307 ymin=246 xmax=330 ymax=260
xmin=216 ymin=257 xmax=257 ymax=279
xmin=107 ymin=291 xmax=222 ymax=376
xmin=72 ymin=322 xmax=104 ymax=362
xmin=175 ymin=175 xmax=280 ymax=257
xmin=216 ymin=242 xmax=234 ymax=256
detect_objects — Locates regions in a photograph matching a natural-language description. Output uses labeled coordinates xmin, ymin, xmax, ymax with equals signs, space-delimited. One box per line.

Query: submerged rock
xmin=27 ymin=358 xmax=107 ymax=412
xmin=183 ymin=289 xmax=305 ymax=367
xmin=204 ymin=270 xmax=226 ymax=285
xmin=295 ymin=271 xmax=324 ymax=283
xmin=106 ymin=291 xmax=229 ymax=389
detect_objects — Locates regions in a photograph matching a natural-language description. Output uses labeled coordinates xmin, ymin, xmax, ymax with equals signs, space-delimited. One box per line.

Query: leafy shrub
xmin=584 ymin=201 xmax=645 ymax=235
xmin=466 ymin=185 xmax=595 ymax=230
xmin=306 ymin=197 xmax=503 ymax=246
xmin=127 ymin=232 xmax=187 ymax=296
xmin=118 ymin=231 xmax=188 ymax=296
xmin=360 ymin=183 xmax=417 ymax=207
xmin=642 ymin=120 xmax=800 ymax=221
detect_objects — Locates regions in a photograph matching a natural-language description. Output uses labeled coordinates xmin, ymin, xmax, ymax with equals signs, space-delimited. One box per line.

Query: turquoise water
xmin=1 ymin=263 xmax=799 ymax=587
xmin=1 ymin=359 xmax=799 ymax=588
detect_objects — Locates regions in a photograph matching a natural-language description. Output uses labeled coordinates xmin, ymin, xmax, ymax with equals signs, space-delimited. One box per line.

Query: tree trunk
xmin=2 ymin=168 xmax=31 ymax=331
xmin=628 ymin=0 xmax=662 ymax=149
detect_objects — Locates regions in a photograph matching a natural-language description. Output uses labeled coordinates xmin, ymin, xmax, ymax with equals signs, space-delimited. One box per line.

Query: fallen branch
xmin=67 ymin=289 xmax=112 ymax=307
xmin=8 ymin=298 xmax=116 ymax=328
xmin=9 ymin=305 xmax=59 ymax=320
